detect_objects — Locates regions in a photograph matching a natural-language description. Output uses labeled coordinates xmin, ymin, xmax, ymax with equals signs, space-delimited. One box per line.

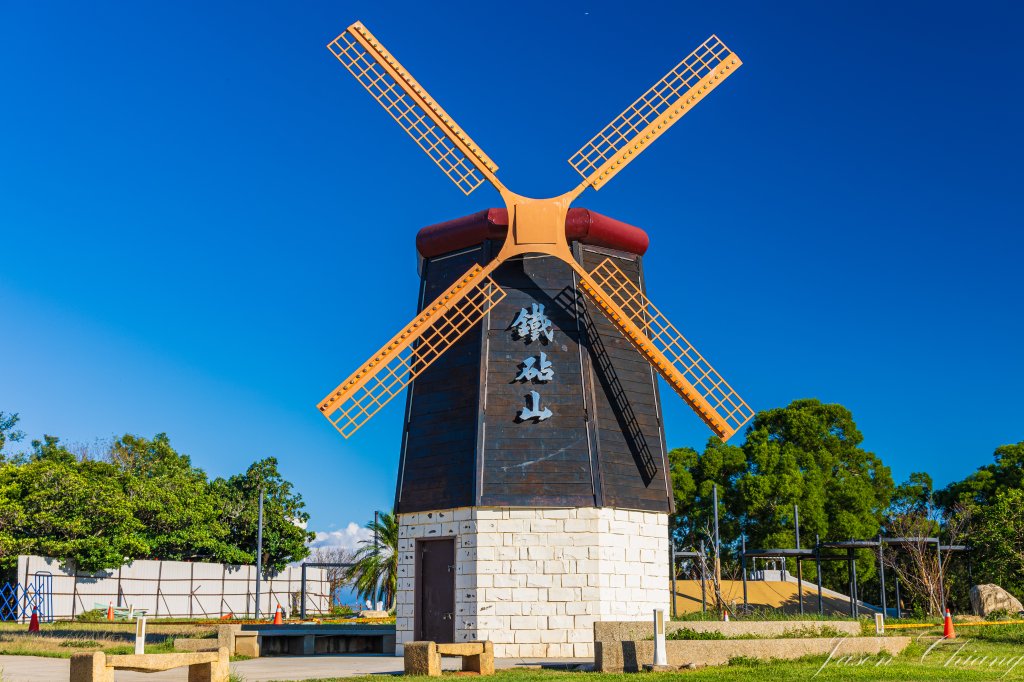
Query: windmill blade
xmin=576 ymin=258 xmax=753 ymax=440
xmin=327 ymin=22 xmax=500 ymax=196
xmin=318 ymin=262 xmax=505 ymax=438
xmin=568 ymin=36 xmax=742 ymax=191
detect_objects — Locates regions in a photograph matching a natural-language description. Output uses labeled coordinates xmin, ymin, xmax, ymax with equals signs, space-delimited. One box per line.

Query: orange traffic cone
xmin=272 ymin=604 xmax=283 ymax=625
xmin=943 ymin=609 xmax=956 ymax=639
xmin=106 ymin=601 xmax=114 ymax=621
xmin=723 ymin=610 xmax=730 ymax=622
xmin=28 ymin=606 xmax=40 ymax=633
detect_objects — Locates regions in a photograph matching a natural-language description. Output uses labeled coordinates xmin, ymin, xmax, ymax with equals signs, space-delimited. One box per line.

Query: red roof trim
xmin=416 ymin=208 xmax=650 ymax=258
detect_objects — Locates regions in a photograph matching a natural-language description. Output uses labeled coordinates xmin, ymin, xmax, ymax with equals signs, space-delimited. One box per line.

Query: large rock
xmin=970 ymin=584 xmax=1024 ymax=617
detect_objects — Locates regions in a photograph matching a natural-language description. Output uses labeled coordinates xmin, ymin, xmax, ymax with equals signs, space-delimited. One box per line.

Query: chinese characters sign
xmin=511 ymin=303 xmax=555 ymax=344
xmin=510 ymin=303 xmax=555 ymax=422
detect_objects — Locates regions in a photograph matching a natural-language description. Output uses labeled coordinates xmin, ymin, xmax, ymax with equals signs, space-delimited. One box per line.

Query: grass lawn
xmin=277 ymin=624 xmax=1024 ymax=682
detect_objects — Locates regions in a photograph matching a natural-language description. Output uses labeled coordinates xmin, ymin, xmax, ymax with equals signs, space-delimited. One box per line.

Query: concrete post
xmin=135 ymin=616 xmax=147 ymax=655
xmin=652 ymin=609 xmax=667 ymax=666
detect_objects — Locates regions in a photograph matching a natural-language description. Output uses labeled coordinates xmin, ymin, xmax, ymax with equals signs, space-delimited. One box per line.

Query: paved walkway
xmin=0 ymin=654 xmax=588 ymax=681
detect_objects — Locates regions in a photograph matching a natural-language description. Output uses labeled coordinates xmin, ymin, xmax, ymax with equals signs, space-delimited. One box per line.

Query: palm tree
xmin=345 ymin=510 xmax=398 ymax=610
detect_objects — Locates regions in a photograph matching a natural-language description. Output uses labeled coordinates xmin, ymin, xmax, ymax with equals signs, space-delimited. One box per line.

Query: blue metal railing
xmin=0 ymin=572 xmax=53 ymax=622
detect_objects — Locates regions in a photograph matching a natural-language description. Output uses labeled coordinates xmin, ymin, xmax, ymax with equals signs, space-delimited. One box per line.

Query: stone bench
xmin=405 ymin=641 xmax=494 ymax=676
xmin=174 ymin=637 xmax=219 ymax=652
xmin=595 ymin=637 xmax=911 ymax=672
xmin=70 ymin=648 xmax=229 ymax=682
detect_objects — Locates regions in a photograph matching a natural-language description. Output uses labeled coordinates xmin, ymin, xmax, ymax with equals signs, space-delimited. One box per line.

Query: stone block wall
xmin=396 ymin=506 xmax=669 ymax=658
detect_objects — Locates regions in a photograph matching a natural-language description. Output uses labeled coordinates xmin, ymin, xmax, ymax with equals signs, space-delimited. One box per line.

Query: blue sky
xmin=1 ymin=1 xmax=1021 ymax=549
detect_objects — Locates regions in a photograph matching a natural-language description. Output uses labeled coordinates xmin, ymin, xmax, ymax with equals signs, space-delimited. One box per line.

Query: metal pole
xmin=847 ymin=548 xmax=855 ymax=617
xmin=741 ymin=535 xmax=748 ymax=610
xmin=894 ymin=575 xmax=902 ymax=619
xmin=936 ymin=541 xmax=946 ymax=615
xmin=794 ymin=505 xmax=803 ymax=615
xmin=670 ymin=539 xmax=677 ymax=619
xmin=816 ymin=534 xmax=823 ymax=616
xmin=712 ymin=485 xmax=721 ymax=610
xmin=300 ymin=564 xmax=307 ymax=620
xmin=851 ymin=548 xmax=859 ymax=618
xmin=699 ymin=539 xmax=707 ymax=613
xmin=878 ymin=535 xmax=887 ymax=618
xmin=255 ymin=486 xmax=264 ymax=619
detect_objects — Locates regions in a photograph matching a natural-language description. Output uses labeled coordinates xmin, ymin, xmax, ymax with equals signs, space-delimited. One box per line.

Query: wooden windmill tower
xmin=319 ymin=21 xmax=752 ymax=657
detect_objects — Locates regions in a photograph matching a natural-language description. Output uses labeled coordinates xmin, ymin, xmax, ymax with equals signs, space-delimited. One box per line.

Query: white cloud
xmin=308 ymin=522 xmax=373 ymax=552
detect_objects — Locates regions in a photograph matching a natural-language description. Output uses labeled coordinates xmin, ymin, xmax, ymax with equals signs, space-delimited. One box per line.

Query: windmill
xmin=319 ymin=21 xmax=753 ymax=443
xmin=317 ymin=21 xmax=755 ymax=654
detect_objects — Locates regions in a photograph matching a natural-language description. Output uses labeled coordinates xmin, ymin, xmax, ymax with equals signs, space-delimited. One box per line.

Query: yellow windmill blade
xmin=318 ymin=262 xmax=505 ymax=438
xmin=575 ymin=258 xmax=753 ymax=440
xmin=568 ymin=35 xmax=742 ymax=191
xmin=327 ymin=21 xmax=501 ymax=196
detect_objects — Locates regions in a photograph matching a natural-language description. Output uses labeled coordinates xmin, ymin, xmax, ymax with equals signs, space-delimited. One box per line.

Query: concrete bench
xmin=70 ymin=648 xmax=229 ymax=682
xmin=405 ymin=641 xmax=494 ymax=676
xmin=238 ymin=623 xmax=394 ymax=656
xmin=217 ymin=624 xmax=260 ymax=657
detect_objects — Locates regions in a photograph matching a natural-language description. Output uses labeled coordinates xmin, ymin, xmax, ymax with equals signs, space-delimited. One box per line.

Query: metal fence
xmin=11 ymin=555 xmax=329 ymax=622
xmin=0 ymin=572 xmax=52 ymax=622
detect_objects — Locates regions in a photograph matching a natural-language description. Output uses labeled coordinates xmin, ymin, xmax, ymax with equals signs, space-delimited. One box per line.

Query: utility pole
xmin=712 ymin=484 xmax=722 ymax=611
xmin=255 ymin=486 xmax=264 ymax=619
xmin=794 ymin=504 xmax=804 ymax=615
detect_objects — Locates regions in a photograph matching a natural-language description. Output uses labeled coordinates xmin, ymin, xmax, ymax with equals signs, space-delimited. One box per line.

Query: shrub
xmin=76 ymin=609 xmax=106 ymax=623
xmin=666 ymin=628 xmax=726 ymax=640
xmin=986 ymin=608 xmax=1015 ymax=621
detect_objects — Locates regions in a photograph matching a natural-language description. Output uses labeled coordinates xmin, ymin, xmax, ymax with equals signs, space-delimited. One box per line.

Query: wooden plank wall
xmin=395 ymin=246 xmax=486 ymax=513
xmin=397 ymin=241 xmax=672 ymax=514
xmin=478 ymin=254 xmax=596 ymax=508
xmin=577 ymin=244 xmax=672 ymax=513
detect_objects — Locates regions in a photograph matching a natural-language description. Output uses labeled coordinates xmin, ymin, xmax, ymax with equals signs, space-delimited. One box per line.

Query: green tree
xmin=668 ymin=438 xmax=745 ymax=549
xmin=935 ymin=441 xmax=1024 ymax=509
xmin=738 ymin=400 xmax=893 ymax=583
xmin=213 ymin=457 xmax=314 ymax=574
xmin=345 ymin=511 xmax=398 ymax=610
xmin=9 ymin=436 xmax=148 ymax=571
xmin=108 ymin=433 xmax=248 ymax=564
xmin=891 ymin=471 xmax=934 ymax=513
xmin=0 ymin=462 xmax=25 ymax=568
xmin=972 ymin=487 xmax=1024 ymax=597
xmin=935 ymin=441 xmax=1024 ymax=602
xmin=881 ymin=473 xmax=973 ymax=615
xmin=669 ymin=400 xmax=894 ymax=589
xmin=0 ymin=411 xmax=25 ymax=460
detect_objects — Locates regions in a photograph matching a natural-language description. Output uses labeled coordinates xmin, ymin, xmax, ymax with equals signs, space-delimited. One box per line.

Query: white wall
xmin=15 ymin=555 xmax=329 ymax=621
xmin=396 ymin=507 xmax=669 ymax=658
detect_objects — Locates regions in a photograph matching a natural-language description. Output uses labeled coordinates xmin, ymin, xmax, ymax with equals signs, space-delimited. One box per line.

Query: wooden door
xmin=416 ymin=538 xmax=455 ymax=643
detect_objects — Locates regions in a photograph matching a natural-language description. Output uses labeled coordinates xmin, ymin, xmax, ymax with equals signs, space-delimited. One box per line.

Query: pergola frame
xmin=739 ymin=536 xmax=970 ymax=617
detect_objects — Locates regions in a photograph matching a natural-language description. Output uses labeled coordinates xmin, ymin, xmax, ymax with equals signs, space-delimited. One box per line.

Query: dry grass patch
xmin=0 ymin=621 xmax=215 ymax=658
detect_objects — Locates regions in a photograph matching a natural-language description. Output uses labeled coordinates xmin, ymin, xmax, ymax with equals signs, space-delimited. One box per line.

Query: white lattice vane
xmin=328 ymin=30 xmax=488 ymax=195
xmin=320 ymin=271 xmax=505 ymax=438
xmin=587 ymin=258 xmax=753 ymax=438
xmin=569 ymin=36 xmax=733 ymax=179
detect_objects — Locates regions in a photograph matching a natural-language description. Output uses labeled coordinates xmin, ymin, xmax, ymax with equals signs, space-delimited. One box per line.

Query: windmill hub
xmin=319 ymin=21 xmax=753 ymax=657
xmin=504 ymin=191 xmax=575 ymax=252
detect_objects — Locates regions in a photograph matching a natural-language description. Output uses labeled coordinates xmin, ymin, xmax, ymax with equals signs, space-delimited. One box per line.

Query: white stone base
xmin=396 ymin=507 xmax=669 ymax=658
